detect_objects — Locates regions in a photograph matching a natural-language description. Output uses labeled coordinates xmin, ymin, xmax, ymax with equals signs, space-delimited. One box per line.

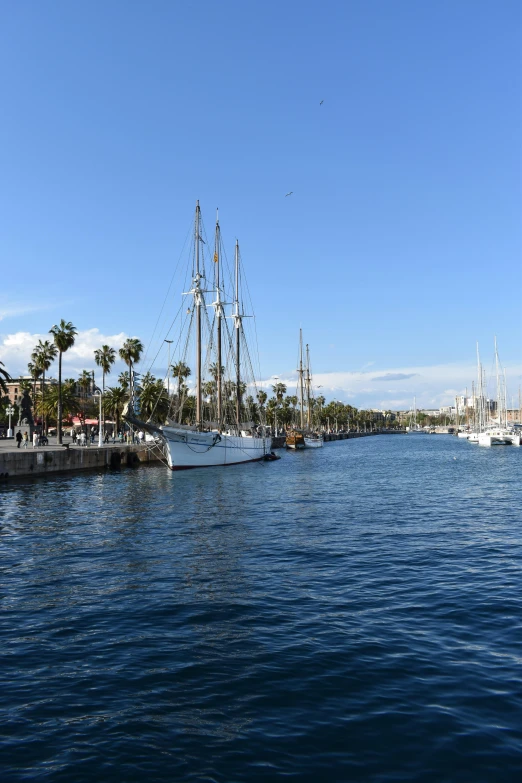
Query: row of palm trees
xmin=2 ymin=326 xmax=401 ymax=434
xmin=21 ymin=320 xmax=145 ymax=441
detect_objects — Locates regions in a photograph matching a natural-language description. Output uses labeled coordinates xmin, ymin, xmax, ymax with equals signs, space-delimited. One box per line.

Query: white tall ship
xmin=125 ymin=202 xmax=272 ymax=469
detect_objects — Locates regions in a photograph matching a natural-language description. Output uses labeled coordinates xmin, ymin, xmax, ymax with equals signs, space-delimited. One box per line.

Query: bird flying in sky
xmin=320 ymin=100 xmax=324 ymax=105
xmin=285 ymin=192 xmax=293 ymax=197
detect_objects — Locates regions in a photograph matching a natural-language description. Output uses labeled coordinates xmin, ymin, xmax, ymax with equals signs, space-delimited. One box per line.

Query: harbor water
xmin=1 ymin=436 xmax=521 ymax=781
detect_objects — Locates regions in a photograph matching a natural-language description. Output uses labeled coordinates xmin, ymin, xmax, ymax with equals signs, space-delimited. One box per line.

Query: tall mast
xmin=299 ymin=329 xmax=304 ymax=429
xmin=234 ymin=240 xmax=241 ymax=429
xmin=494 ymin=336 xmax=501 ymax=426
xmin=476 ymin=342 xmax=482 ymax=432
xmin=214 ymin=211 xmax=222 ymax=430
xmin=195 ymin=201 xmax=202 ymax=429
xmin=503 ymin=369 xmax=507 ymax=428
xmin=306 ymin=344 xmax=311 ymax=429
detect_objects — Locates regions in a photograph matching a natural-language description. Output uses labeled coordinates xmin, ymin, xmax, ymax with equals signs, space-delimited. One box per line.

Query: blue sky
xmin=1 ymin=0 xmax=520 ymax=409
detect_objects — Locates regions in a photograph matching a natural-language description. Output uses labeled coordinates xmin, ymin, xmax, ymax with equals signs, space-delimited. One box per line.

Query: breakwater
xmin=0 ymin=443 xmax=159 ymax=479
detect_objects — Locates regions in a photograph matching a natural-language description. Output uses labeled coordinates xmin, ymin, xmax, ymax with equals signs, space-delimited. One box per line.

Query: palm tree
xmin=27 ymin=361 xmax=42 ymax=400
xmin=119 ymin=338 xmax=144 ymax=383
xmin=287 ymin=394 xmax=298 ymax=425
xmin=256 ymin=390 xmax=267 ymax=411
xmin=118 ymin=371 xmax=130 ymax=390
xmin=139 ymin=379 xmax=169 ymax=423
xmin=94 ymin=345 xmax=116 ymax=391
xmin=77 ymin=370 xmax=93 ymax=433
xmin=171 ymin=361 xmax=191 ymax=399
xmin=272 ymin=382 xmax=287 ymax=402
xmin=50 ymin=320 xmax=77 ymax=443
xmin=0 ymin=361 xmax=11 ymax=397
xmin=94 ymin=345 xmax=116 ymax=437
xmin=39 ymin=383 xmax=78 ymax=427
xmin=103 ymin=386 xmax=128 ymax=435
xmin=32 ymin=339 xmax=58 ymax=434
xmin=140 ymin=371 xmax=155 ymax=388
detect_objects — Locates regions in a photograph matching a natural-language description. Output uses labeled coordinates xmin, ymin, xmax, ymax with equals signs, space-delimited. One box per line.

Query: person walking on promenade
xmin=72 ymin=430 xmax=77 ymax=444
xmin=16 ymin=430 xmax=22 ymax=448
xmin=22 ymin=432 xmax=28 ymax=448
xmin=33 ymin=431 xmax=39 ymax=448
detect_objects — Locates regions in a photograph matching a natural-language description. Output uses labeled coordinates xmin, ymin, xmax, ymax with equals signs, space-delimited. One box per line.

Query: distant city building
xmin=4 ymin=377 xmax=57 ymax=406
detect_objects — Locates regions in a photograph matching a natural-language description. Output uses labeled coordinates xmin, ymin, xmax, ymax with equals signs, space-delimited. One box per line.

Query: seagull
xmin=320 ymin=100 xmax=324 ymax=105
xmin=285 ymin=191 xmax=293 ymax=197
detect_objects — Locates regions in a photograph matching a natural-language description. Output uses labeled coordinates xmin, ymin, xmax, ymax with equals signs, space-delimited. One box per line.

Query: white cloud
xmin=2 ymin=332 xmax=521 ymax=411
xmin=0 ymin=301 xmax=54 ymax=322
xmin=259 ymin=360 xmax=522 ymax=410
xmin=0 ymin=328 xmax=131 ymax=380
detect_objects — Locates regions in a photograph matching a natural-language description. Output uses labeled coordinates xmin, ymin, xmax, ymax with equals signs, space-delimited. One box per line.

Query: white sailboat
xmin=467 ymin=346 xmax=486 ymax=443
xmin=406 ymin=397 xmax=424 ymax=432
xmin=478 ymin=339 xmax=520 ymax=447
xmin=125 ymin=202 xmax=272 ymax=469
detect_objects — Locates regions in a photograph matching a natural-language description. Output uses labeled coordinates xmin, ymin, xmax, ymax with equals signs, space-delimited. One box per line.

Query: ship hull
xmin=304 ymin=436 xmax=324 ymax=448
xmin=161 ymin=427 xmax=272 ymax=469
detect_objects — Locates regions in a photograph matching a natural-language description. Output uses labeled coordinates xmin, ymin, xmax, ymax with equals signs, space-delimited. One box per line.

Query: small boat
xmin=478 ymin=427 xmax=520 ymax=447
xmin=286 ymin=429 xmax=306 ymax=449
xmin=304 ymin=433 xmax=324 ymax=448
xmin=287 ymin=330 xmax=324 ymax=449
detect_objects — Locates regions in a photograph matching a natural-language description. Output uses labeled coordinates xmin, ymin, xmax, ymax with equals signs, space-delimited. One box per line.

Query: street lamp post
xmin=6 ymin=405 xmax=15 ymax=437
xmin=94 ymin=387 xmax=103 ymax=447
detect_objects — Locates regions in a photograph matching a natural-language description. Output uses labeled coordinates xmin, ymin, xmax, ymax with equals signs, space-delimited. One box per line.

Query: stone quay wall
xmin=0 ymin=444 xmax=160 ymax=480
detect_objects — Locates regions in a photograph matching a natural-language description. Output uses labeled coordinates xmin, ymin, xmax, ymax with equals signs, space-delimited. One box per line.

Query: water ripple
xmin=1 ymin=436 xmax=522 ymax=781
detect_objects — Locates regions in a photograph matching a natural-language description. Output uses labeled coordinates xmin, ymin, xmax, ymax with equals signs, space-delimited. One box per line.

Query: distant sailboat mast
xmin=214 ymin=212 xmax=223 ymax=431
xmin=195 ymin=201 xmax=203 ymax=429
xmin=234 ymin=240 xmax=242 ymax=430
xmin=299 ymin=329 xmax=305 ymax=429
xmin=306 ymin=343 xmax=311 ymax=430
xmin=476 ymin=342 xmax=484 ymax=432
